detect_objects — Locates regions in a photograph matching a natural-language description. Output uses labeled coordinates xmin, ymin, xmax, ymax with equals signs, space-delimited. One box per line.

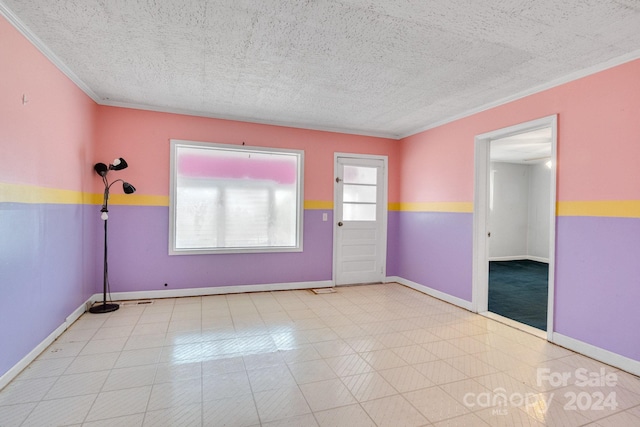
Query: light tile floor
xmin=1 ymin=283 xmax=640 ymax=426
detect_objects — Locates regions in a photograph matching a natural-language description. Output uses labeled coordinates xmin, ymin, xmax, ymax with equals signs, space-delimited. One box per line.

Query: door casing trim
xmin=472 ymin=114 xmax=558 ymax=341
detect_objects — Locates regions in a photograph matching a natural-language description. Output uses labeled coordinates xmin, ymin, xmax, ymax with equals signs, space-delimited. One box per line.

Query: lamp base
xmin=89 ymin=303 xmax=119 ymax=314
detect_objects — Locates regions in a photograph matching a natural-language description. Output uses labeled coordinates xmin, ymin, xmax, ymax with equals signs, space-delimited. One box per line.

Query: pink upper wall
xmin=551 ymin=61 xmax=640 ymax=201
xmin=400 ymin=122 xmax=477 ymax=203
xmin=0 ymin=15 xmax=98 ymax=192
xmin=94 ymin=106 xmax=401 ymax=202
xmin=400 ymin=58 xmax=640 ymax=203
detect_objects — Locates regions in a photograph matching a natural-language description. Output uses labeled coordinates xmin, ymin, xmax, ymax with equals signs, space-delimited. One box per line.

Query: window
xmin=169 ymin=140 xmax=303 ymax=254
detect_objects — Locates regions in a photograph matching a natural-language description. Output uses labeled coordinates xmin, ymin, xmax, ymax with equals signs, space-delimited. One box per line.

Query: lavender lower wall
xmin=104 ymin=206 xmax=334 ymax=291
xmin=387 ymin=210 xmax=473 ymax=301
xmin=555 ymin=216 xmax=640 ymax=361
xmin=0 ymin=203 xmax=96 ymax=377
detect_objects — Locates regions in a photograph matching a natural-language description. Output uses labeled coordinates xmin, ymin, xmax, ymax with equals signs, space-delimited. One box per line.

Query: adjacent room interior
xmin=488 ymin=128 xmax=553 ymax=331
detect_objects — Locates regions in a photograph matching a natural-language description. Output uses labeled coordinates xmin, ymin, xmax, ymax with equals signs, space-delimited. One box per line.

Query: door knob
xmin=338 ymin=222 xmax=343 ymax=226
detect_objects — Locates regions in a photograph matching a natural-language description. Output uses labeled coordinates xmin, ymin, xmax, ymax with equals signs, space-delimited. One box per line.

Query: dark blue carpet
xmin=488 ymin=260 xmax=548 ymax=330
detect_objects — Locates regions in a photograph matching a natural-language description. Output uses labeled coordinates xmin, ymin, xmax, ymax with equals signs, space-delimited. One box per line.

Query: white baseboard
xmin=386 ymin=276 xmax=473 ymax=311
xmin=97 ymin=280 xmax=334 ymax=302
xmin=0 ymin=297 xmax=91 ymax=391
xmin=552 ymin=333 xmax=640 ymax=377
xmin=489 ymin=256 xmax=549 ymax=263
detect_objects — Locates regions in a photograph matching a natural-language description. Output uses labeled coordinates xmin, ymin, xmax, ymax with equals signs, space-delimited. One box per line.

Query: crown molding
xmin=0 ymin=1 xmax=101 ymax=103
xmin=400 ymin=50 xmax=640 ymax=139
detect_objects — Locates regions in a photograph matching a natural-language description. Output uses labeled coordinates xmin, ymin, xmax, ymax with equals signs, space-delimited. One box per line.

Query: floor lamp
xmin=90 ymin=158 xmax=136 ymax=314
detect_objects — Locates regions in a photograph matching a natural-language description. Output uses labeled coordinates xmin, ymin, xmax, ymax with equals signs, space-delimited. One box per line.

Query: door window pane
xmin=343 ymin=166 xmax=377 ymax=185
xmin=343 ymin=184 xmax=377 ymax=203
xmin=343 ymin=203 xmax=376 ymax=221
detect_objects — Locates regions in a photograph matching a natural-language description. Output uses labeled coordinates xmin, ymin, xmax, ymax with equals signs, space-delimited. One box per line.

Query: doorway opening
xmin=473 ymin=115 xmax=557 ymax=339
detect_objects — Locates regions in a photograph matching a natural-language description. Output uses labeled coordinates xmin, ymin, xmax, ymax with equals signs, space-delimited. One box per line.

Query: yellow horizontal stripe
xmin=389 ymin=202 xmax=474 ymax=213
xmin=1 ymin=185 xmax=332 ymax=210
xmin=108 ymin=194 xmax=169 ymax=206
xmin=557 ymin=201 xmax=640 ymax=218
xmin=5 ymin=183 xmax=638 ymax=218
xmin=304 ymin=200 xmax=333 ymax=210
xmin=0 ymin=182 xmax=168 ymax=206
xmin=1 ymin=182 xmax=88 ymax=204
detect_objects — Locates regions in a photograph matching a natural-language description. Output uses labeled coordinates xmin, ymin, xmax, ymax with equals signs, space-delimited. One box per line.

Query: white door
xmin=334 ymin=155 xmax=387 ymax=286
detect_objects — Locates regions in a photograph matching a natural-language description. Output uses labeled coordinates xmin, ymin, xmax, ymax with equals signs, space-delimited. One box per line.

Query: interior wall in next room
xmin=489 ymin=161 xmax=550 ymax=262
xmin=489 ymin=162 xmax=529 ymax=259
xmin=527 ymin=162 xmax=551 ymax=260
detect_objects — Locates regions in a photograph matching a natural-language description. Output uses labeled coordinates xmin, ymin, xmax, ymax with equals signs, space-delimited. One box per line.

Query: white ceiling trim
xmin=0 ymin=1 xmax=100 ymax=103
xmin=400 ymin=48 xmax=640 ymax=139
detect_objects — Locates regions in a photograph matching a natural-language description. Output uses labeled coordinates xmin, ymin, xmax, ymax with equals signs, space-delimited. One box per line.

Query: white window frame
xmin=169 ymin=139 xmax=304 ymax=255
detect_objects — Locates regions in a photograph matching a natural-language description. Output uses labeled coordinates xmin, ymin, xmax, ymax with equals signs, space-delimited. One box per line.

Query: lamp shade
xmin=110 ymin=158 xmax=128 ymax=170
xmin=123 ymin=182 xmax=136 ymax=194
xmin=94 ymin=163 xmax=108 ymax=176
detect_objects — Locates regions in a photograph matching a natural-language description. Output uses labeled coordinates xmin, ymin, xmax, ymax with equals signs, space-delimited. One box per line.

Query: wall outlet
xmin=322 ymin=213 xmax=328 ymax=221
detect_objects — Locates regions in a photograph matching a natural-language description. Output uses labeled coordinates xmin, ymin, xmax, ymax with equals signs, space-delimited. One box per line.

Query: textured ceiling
xmin=3 ymin=0 xmax=640 ymax=138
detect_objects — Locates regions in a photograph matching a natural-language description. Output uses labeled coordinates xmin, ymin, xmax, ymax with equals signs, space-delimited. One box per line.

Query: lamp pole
xmin=89 ymin=158 xmax=135 ymax=314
